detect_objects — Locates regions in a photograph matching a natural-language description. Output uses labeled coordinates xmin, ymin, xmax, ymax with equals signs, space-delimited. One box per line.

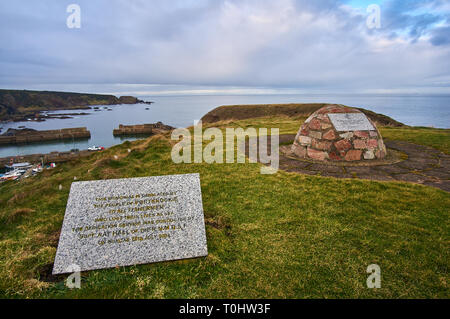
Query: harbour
xmin=0 ymin=94 xmax=449 ymax=158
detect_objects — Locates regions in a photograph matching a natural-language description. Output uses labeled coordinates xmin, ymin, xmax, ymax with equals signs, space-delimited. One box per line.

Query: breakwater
xmin=113 ymin=122 xmax=174 ymax=136
xmin=0 ymin=149 xmax=93 ymax=166
xmin=0 ymin=127 xmax=91 ymax=145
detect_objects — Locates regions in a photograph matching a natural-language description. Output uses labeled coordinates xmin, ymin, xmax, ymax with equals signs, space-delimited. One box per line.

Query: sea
xmin=0 ymin=94 xmax=449 ymax=158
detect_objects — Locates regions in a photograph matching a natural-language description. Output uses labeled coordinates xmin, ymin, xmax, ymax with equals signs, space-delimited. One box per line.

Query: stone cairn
xmin=291 ymin=105 xmax=387 ymax=161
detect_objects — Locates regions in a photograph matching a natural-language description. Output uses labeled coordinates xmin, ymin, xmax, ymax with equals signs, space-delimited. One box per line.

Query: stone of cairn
xmin=292 ymin=105 xmax=386 ymax=161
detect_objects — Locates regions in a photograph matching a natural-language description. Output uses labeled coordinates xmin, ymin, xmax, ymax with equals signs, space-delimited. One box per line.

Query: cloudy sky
xmin=1 ymin=0 xmax=449 ymax=95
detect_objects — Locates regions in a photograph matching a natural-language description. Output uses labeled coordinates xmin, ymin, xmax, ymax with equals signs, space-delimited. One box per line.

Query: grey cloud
xmin=0 ymin=0 xmax=449 ymax=93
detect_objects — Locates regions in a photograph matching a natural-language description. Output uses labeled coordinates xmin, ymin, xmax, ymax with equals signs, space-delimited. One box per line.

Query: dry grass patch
xmin=4 ymin=208 xmax=35 ymax=224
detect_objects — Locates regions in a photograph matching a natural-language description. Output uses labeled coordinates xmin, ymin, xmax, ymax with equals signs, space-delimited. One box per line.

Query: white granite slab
xmin=53 ymin=173 xmax=207 ymax=274
xmin=328 ymin=113 xmax=375 ymax=132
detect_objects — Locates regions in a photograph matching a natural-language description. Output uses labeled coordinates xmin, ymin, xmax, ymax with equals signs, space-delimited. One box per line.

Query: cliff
xmin=0 ymin=89 xmax=149 ymax=121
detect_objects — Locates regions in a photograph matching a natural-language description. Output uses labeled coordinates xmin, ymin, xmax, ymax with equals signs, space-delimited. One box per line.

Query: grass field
xmin=0 ymin=117 xmax=448 ymax=298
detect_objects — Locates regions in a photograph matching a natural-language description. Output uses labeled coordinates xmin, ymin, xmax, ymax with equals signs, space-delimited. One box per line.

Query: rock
xmin=323 ymin=130 xmax=336 ymax=140
xmin=354 ymin=131 xmax=369 ymax=138
xmin=378 ymin=139 xmax=385 ymax=150
xmin=328 ymin=152 xmax=341 ymax=161
xmin=312 ymin=139 xmax=332 ymax=151
xmin=345 ymin=150 xmax=362 ymax=161
xmin=335 ymin=139 xmax=352 ymax=151
xmin=307 ymin=148 xmax=328 ymax=161
xmin=317 ymin=114 xmax=329 ymax=121
xmin=353 ymin=139 xmax=367 ymax=149
xmin=298 ymin=136 xmax=312 ymax=146
xmin=309 ymin=118 xmax=322 ymax=130
xmin=364 ymin=150 xmax=375 ymax=160
xmin=292 ymin=144 xmax=307 ymax=158
xmin=339 ymin=132 xmax=353 ymax=140
xmin=118 ymin=96 xmax=140 ymax=104
xmin=309 ymin=131 xmax=322 ymax=139
xmin=321 ymin=122 xmax=332 ymax=130
xmin=368 ymin=139 xmax=378 ymax=148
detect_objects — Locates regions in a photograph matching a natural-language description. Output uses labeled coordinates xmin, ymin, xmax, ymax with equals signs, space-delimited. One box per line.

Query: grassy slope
xmin=0 ymin=118 xmax=448 ymax=298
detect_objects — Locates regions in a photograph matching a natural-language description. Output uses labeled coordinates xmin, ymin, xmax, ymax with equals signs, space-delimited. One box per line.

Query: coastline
xmin=0 ymin=101 xmax=153 ymax=124
xmin=0 ymin=89 xmax=153 ymax=123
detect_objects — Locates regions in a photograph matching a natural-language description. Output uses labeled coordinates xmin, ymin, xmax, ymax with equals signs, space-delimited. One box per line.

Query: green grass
xmin=206 ymin=115 xmax=307 ymax=136
xmin=0 ymin=120 xmax=448 ymax=299
xmin=380 ymin=126 xmax=450 ymax=154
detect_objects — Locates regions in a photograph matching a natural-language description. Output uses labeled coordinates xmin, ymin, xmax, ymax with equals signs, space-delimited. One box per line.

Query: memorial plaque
xmin=53 ymin=173 xmax=208 ymax=274
xmin=327 ymin=113 xmax=375 ymax=132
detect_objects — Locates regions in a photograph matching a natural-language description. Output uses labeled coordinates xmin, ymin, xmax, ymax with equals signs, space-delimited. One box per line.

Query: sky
xmin=0 ymin=0 xmax=449 ymax=96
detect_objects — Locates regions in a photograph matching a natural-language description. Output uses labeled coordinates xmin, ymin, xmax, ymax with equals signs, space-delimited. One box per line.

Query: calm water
xmin=0 ymin=94 xmax=449 ymax=158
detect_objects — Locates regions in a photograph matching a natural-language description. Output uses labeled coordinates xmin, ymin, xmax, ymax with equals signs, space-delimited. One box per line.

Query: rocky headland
xmin=0 ymin=89 xmax=153 ymax=122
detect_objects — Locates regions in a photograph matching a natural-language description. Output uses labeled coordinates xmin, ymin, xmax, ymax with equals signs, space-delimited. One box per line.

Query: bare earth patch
xmin=253 ymin=134 xmax=450 ymax=192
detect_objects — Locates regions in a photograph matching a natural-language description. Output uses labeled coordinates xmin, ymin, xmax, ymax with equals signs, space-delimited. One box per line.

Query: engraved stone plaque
xmin=53 ymin=173 xmax=208 ymax=274
xmin=327 ymin=113 xmax=375 ymax=132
